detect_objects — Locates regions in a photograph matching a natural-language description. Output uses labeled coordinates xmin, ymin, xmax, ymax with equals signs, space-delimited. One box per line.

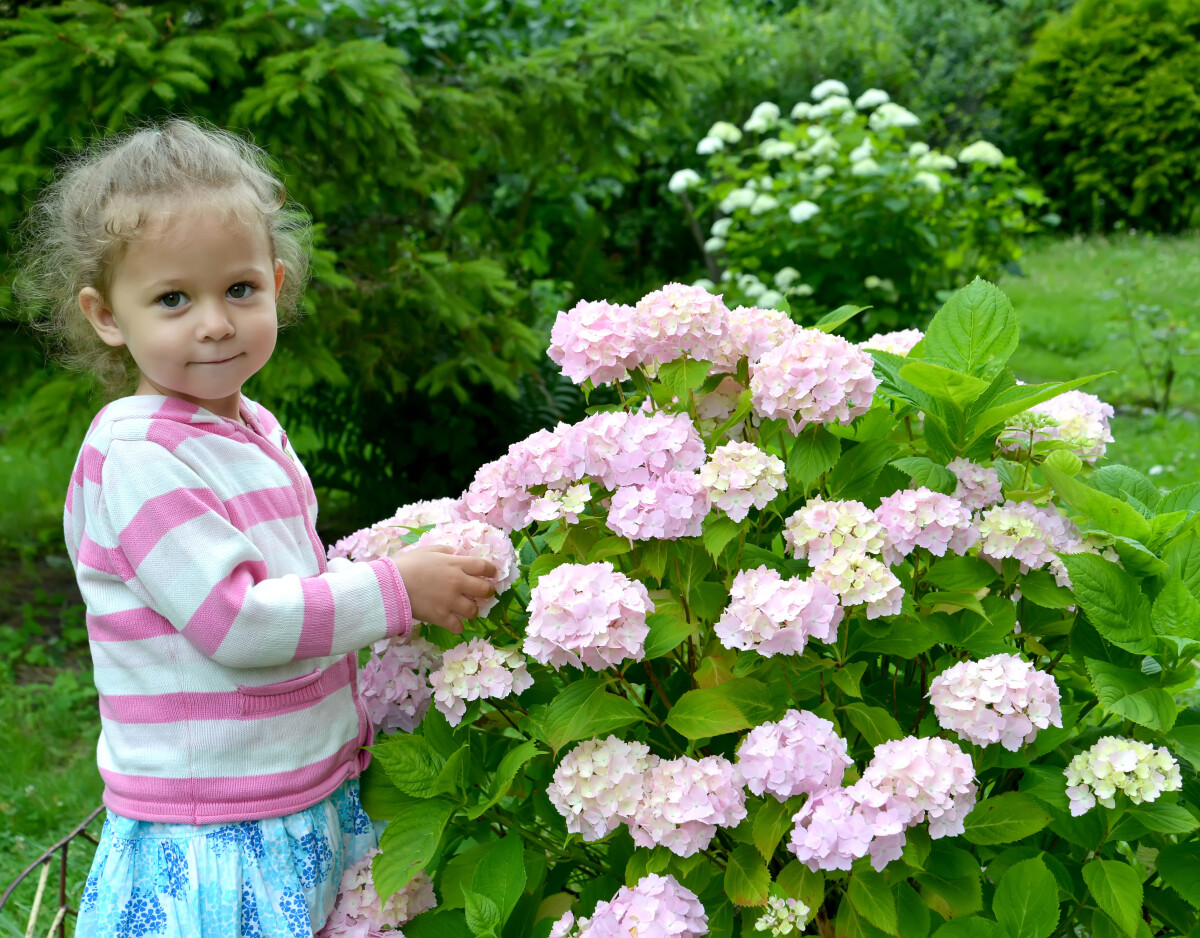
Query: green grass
xmin=999 ymin=232 xmax=1200 ymax=490
xmin=0 ymin=673 xmax=103 ymax=938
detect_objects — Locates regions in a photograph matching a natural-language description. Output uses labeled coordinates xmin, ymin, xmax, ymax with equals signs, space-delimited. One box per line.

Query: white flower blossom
xmin=707 ymin=121 xmax=744 ymax=143
xmin=668 ymin=169 xmax=702 ymax=194
xmin=812 ymin=79 xmax=849 ymax=101
xmin=696 ymin=136 xmax=724 ymax=155
xmin=854 ymin=88 xmax=891 ymax=109
xmin=959 ymin=140 xmax=1005 ymax=166
xmin=789 ymin=200 xmax=820 ymax=224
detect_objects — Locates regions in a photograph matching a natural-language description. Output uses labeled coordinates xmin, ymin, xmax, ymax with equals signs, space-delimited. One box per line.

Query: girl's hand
xmin=391 ymin=545 xmax=498 ymax=634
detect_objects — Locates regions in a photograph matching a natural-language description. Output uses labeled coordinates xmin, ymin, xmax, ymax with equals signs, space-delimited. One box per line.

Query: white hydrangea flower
xmin=851 ymin=158 xmax=881 ymax=176
xmin=759 ymin=138 xmax=799 ymax=160
xmin=668 ymin=169 xmax=702 ymax=194
xmin=707 ymin=120 xmax=744 ymax=143
xmin=750 ymin=193 xmax=780 ymax=214
xmin=808 ymin=135 xmax=840 ymax=159
xmin=699 ymin=441 xmax=787 ymax=521
xmin=548 ymin=736 xmax=652 ymax=840
xmin=704 ymin=236 xmax=726 ymax=253
xmin=913 ymin=171 xmax=942 ymax=193
xmin=908 ymin=142 xmax=931 ymax=158
xmin=793 ymin=284 xmax=814 ymax=297
xmin=791 ymin=101 xmax=814 ymax=120
xmin=848 ymin=138 xmax=875 ymax=163
xmin=789 ymin=200 xmax=820 ymax=224
xmin=691 ymin=277 xmax=715 ymax=291
xmin=720 ymin=187 xmax=757 ymax=213
xmin=811 ymin=164 xmax=835 ymax=181
xmin=696 ymin=136 xmax=724 ymax=155
xmin=959 ymin=140 xmax=1005 ymax=166
xmin=756 ymin=289 xmax=785 ymax=309
xmin=755 ymin=896 xmax=810 ymax=935
xmin=744 ymin=102 xmax=782 ymax=133
xmin=1065 ymin=737 xmax=1182 ymax=815
xmin=710 ymin=217 xmax=733 ymax=237
xmin=812 ymin=79 xmax=849 ymax=101
xmin=738 ymin=273 xmax=767 ymax=298
xmin=917 ymin=152 xmax=957 ymax=171
xmin=854 ymin=88 xmax=891 ymax=110
xmin=774 ymin=267 xmax=801 ymax=290
xmin=811 ymin=94 xmax=853 ymax=118
xmin=529 ymin=483 xmax=592 ymax=524
xmin=869 ymin=102 xmax=920 ymax=131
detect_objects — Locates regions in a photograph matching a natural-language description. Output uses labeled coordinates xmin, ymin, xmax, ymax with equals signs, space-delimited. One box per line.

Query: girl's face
xmin=79 ymin=203 xmax=283 ymax=422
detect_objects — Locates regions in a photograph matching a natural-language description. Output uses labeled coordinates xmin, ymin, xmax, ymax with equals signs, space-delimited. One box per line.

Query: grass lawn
xmin=999 ymin=232 xmax=1200 ymax=490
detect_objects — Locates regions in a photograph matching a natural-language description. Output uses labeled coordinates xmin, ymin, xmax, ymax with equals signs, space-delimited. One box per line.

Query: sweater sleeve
xmin=91 ymin=438 xmax=411 ymax=668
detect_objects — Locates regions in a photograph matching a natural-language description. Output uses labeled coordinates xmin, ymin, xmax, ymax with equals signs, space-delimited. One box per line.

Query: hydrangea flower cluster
xmin=861 ymin=329 xmax=924 ymax=356
xmin=784 ymin=497 xmax=885 ymax=566
xmin=524 ymin=562 xmax=653 ymax=670
xmin=699 ymin=441 xmax=786 ymax=521
xmin=755 ymin=896 xmax=810 ymax=936
xmin=548 ymin=299 xmax=640 ymax=385
xmin=427 ymin=638 xmax=533 ymax=726
xmin=550 ymin=874 xmax=708 ymax=938
xmin=812 ymin=551 xmax=904 ymax=620
xmin=860 ymin=736 xmax=978 ymax=839
xmin=606 ymin=470 xmax=709 ymax=540
xmin=976 ymin=500 xmax=1093 ymax=587
xmin=929 ymin=653 xmax=1063 ymax=751
xmin=737 ymin=709 xmax=852 ymax=800
xmin=328 ymin=497 xmax=462 ymax=562
xmin=874 ymin=488 xmax=978 ymax=564
xmin=1064 ymin=737 xmax=1183 ymax=816
xmin=626 ymin=755 xmax=747 ymax=857
xmin=314 ymin=850 xmax=436 ymax=938
xmin=548 ymin=736 xmax=652 ymax=841
xmin=946 ymin=458 xmax=1003 ymax=511
xmin=749 ymin=329 xmax=879 ymax=433
xmin=788 ymin=784 xmax=907 ymax=872
xmin=358 ymin=634 xmax=442 ymax=734
xmin=530 ymin=483 xmax=593 ymax=524
xmin=714 ymin=567 xmax=843 ymax=656
xmin=635 ymin=282 xmax=731 ymax=368
xmin=411 ymin=520 xmax=519 ymax=616
xmin=716 ymin=304 xmax=800 ymax=370
xmin=1002 ymin=390 xmax=1115 ymax=464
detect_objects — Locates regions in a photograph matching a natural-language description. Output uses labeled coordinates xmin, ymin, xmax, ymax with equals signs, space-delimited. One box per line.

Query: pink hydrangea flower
xmin=358 ymin=634 xmax=442 ymax=734
xmin=428 ymin=639 xmax=533 ymax=726
xmin=787 ymin=785 xmax=906 ymax=873
xmin=699 ymin=441 xmax=786 ymax=521
xmin=549 ymin=299 xmax=643 ymax=385
xmin=861 ymin=329 xmax=924 ymax=356
xmin=328 ymin=498 xmax=465 ymax=562
xmin=714 ymin=566 xmax=843 ymax=655
xmin=874 ymin=487 xmax=978 ymax=564
xmin=1065 ymin=737 xmax=1183 ymax=815
xmin=712 ymin=304 xmax=799 ymax=372
xmin=930 ymin=653 xmax=1062 ymax=751
xmin=606 ymin=471 xmax=710 ymax=540
xmin=634 ymin=282 xmax=731 ymax=367
xmin=1004 ymin=390 xmax=1115 ymax=463
xmin=551 ymin=874 xmax=708 ymax=938
xmin=859 ymin=736 xmax=977 ymax=838
xmin=524 ymin=562 xmax=653 ymax=670
xmin=314 ymin=850 xmax=436 ymax=938
xmin=976 ymin=500 xmax=1111 ymax=587
xmin=946 ymin=458 xmax=1003 ymax=511
xmin=784 ymin=496 xmax=885 ymax=567
xmin=749 ymin=328 xmax=879 ymax=432
xmin=812 ymin=550 xmax=904 ymax=619
xmin=548 ymin=736 xmax=652 ymax=841
xmin=569 ymin=411 xmax=707 ymax=490
xmin=627 ymin=755 xmax=748 ymax=857
xmin=737 ymin=709 xmax=852 ymax=800
xmin=410 ymin=520 xmax=519 ymax=616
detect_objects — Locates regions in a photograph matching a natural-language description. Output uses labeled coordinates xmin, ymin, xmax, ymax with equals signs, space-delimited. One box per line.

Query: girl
xmin=17 ymin=119 xmax=498 ymax=936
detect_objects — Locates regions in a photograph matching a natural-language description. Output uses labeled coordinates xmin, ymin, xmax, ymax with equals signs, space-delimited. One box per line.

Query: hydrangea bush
xmin=669 ymin=81 xmax=1047 ymax=336
xmin=333 ymin=279 xmax=1200 ymax=938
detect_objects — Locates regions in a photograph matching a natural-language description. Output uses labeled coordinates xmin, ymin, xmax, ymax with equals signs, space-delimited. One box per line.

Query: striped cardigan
xmin=64 ymin=395 xmax=411 ymax=824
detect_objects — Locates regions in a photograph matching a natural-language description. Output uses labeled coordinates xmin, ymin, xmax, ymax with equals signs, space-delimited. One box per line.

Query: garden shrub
xmin=331 ymin=278 xmax=1200 ymax=937
xmin=1007 ymin=0 xmax=1200 ymax=232
xmin=671 ymin=84 xmax=1044 ymax=336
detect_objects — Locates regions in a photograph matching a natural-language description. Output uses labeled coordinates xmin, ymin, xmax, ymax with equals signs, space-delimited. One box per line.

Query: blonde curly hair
xmin=15 ymin=118 xmax=311 ymax=392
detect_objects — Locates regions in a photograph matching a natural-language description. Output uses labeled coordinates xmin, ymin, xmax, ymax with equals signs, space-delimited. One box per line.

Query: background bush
xmin=1006 ymin=0 xmax=1200 ymax=232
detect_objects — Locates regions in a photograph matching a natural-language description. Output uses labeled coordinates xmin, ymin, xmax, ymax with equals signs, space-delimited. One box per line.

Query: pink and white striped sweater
xmin=64 ymin=395 xmax=411 ymax=824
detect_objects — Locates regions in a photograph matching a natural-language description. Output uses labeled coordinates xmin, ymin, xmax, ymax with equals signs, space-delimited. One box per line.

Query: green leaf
xmin=359 ymin=758 xmax=422 ymax=818
xmin=702 ymin=515 xmax=744 ymax=560
xmin=666 ymin=678 xmax=784 ymax=739
xmin=463 ymin=889 xmax=501 ymax=938
xmin=914 ymin=844 xmax=982 ymax=915
xmin=993 ymin=857 xmax=1060 ymax=938
xmin=829 ymin=438 xmax=901 ymax=500
xmin=587 ymin=535 xmax=633 ymax=563
xmin=468 ymin=740 xmax=543 ymax=819
xmin=1159 ymin=481 xmax=1200 ymax=515
xmin=1083 ymin=860 xmax=1143 ymax=938
xmin=814 ymin=304 xmax=869 ymax=332
xmin=435 ymin=743 xmax=471 ymax=797
xmin=643 ymin=609 xmax=697 ymax=659
xmin=932 ymin=919 xmax=1007 ymax=938
xmin=848 ymin=867 xmax=898 ymax=936
xmin=1125 ymin=802 xmax=1198 ymax=834
xmin=923 ymin=278 xmax=1019 ymax=376
xmin=540 ymin=678 xmax=645 ymax=753
xmin=962 ymin=793 xmax=1052 ymax=845
xmin=1091 ymin=466 xmax=1162 ymax=512
xmin=840 ymin=702 xmax=904 ymax=746
xmin=896 ymin=883 xmax=931 ymax=938
xmin=1153 ymin=576 xmax=1200 ymax=639
xmin=777 ymin=861 xmax=824 ymax=914
xmin=787 ymin=425 xmax=843 ymax=489
xmin=709 ymin=388 xmax=754 ymax=445
xmin=968 ymin=374 xmax=1107 ymax=447
xmin=1165 ymin=530 xmax=1200 ymax=600
xmin=404 ymin=910 xmax=472 ymax=938
xmin=1042 ymin=461 xmax=1154 ymax=543
xmin=527 ymin=553 xmax=570 ymax=588
xmin=1062 ymin=554 xmax=1156 ymax=654
xmin=375 ymin=798 xmax=456 ymax=896
xmin=372 ymin=734 xmax=446 ymax=798
xmin=1018 ymin=569 xmax=1075 ymax=608
xmin=752 ymin=796 xmax=796 ymax=861
xmin=1166 ymin=725 xmax=1200 ymax=769
xmin=1157 ymin=842 xmax=1200 ymax=907
xmin=724 ymin=844 xmax=770 ymax=906
xmin=1086 ymin=658 xmax=1177 ymax=732
xmin=471 ymin=836 xmax=526 ymax=926
xmin=900 ymin=361 xmax=991 ymax=407
xmin=892 ymin=456 xmax=958 ymax=494
xmin=832 ymin=661 xmax=868 ymax=698
xmin=925 ymin=555 xmax=999 ymax=591
xmin=658 ymin=358 xmax=712 ymax=400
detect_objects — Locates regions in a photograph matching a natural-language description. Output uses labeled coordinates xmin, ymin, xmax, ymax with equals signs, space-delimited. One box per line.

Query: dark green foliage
xmin=1007 ymin=0 xmax=1200 ymax=232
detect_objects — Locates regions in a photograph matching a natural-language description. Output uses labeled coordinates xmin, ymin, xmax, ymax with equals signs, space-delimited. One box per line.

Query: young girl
xmin=18 ymin=119 xmax=498 ymax=937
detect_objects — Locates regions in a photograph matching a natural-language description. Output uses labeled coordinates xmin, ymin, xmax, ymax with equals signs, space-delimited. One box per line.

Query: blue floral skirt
xmin=74 ymin=780 xmax=377 ymax=938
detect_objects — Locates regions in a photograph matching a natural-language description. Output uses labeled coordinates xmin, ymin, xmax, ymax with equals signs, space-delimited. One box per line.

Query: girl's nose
xmin=196 ymin=302 xmax=236 ymax=340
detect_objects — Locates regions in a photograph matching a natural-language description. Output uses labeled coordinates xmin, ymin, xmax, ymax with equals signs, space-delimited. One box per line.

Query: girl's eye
xmin=227 ymin=283 xmax=254 ymax=299
xmin=159 ymin=292 xmax=185 ymax=309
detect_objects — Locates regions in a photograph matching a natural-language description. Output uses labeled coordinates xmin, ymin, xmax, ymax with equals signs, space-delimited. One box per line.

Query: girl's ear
xmin=273 ymin=260 xmax=284 ymax=301
xmin=79 ymin=288 xmax=126 ymax=348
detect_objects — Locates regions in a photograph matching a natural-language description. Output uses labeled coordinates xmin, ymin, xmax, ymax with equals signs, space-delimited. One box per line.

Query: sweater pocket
xmin=236 ymin=667 xmax=329 ymax=715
